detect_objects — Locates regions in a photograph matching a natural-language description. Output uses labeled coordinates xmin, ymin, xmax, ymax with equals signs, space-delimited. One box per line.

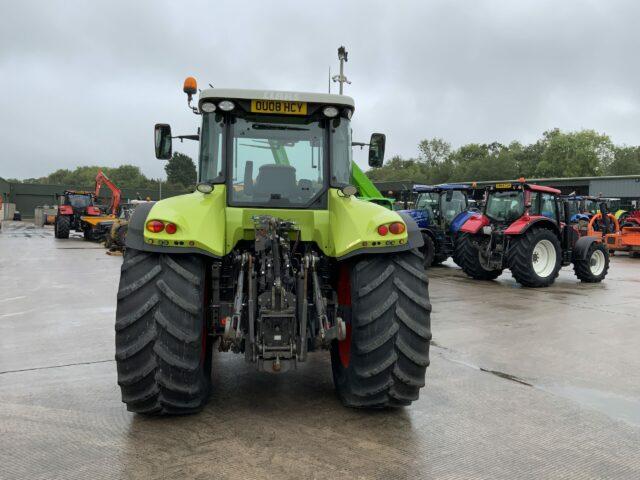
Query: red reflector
xmin=389 ymin=222 xmax=406 ymax=234
xmin=165 ymin=223 xmax=177 ymax=234
xmin=146 ymin=220 xmax=164 ymax=233
xmin=377 ymin=225 xmax=389 ymax=236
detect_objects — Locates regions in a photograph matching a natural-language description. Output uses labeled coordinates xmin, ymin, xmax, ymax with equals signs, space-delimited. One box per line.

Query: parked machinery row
xmin=402 ymin=179 xmax=633 ymax=288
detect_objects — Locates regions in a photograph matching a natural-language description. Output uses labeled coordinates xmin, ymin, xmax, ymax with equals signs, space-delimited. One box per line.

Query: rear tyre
xmin=54 ymin=215 xmax=70 ymax=239
xmin=507 ymin=228 xmax=561 ymax=287
xmin=574 ymin=242 xmax=609 ymax=282
xmin=331 ymin=250 xmax=432 ymax=408
xmin=454 ymin=233 xmax=503 ymax=280
xmin=115 ymin=248 xmax=212 ymax=415
xmin=115 ymin=224 xmax=128 ymax=247
xmin=421 ymin=233 xmax=435 ymax=268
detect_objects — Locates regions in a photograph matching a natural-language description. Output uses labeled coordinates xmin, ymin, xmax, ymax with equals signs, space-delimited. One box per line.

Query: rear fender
xmin=504 ymin=216 xmax=560 ymax=235
xmin=58 ymin=205 xmax=73 ymax=215
xmin=450 ymin=210 xmax=476 ymax=234
xmin=125 ymin=189 xmax=226 ymax=258
xmin=459 ymin=213 xmax=489 ymax=234
xmin=573 ymin=236 xmax=599 ymax=260
xmin=397 ymin=208 xmax=430 ymax=229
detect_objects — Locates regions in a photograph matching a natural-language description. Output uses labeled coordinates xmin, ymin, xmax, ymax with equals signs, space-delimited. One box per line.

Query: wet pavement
xmin=1 ymin=221 xmax=640 ymax=479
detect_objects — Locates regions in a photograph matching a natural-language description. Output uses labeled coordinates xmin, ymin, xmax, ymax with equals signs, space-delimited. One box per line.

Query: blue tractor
xmin=400 ymin=184 xmax=476 ymax=267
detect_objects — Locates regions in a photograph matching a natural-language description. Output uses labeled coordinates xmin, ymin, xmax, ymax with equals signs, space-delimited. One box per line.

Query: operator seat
xmin=253 ymin=164 xmax=297 ymax=201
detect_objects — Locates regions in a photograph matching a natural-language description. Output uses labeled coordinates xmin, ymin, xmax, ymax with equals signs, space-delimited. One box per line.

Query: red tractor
xmin=54 ymin=190 xmax=102 ymax=239
xmin=455 ymin=180 xmax=610 ymax=287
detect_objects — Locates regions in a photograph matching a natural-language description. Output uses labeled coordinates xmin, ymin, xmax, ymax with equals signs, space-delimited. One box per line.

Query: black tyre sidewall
xmin=331 ymin=250 xmax=431 ymax=408
xmin=455 ymin=233 xmax=503 ymax=280
xmin=55 ymin=215 xmax=70 ymax=239
xmin=507 ymin=228 xmax=561 ymax=287
xmin=422 ymin=233 xmax=435 ymax=268
xmin=115 ymin=249 xmax=211 ymax=415
xmin=574 ymin=242 xmax=609 ymax=282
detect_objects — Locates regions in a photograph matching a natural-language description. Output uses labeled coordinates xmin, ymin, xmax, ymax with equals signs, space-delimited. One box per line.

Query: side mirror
xmin=154 ymin=124 xmax=172 ymax=159
xmin=368 ymin=133 xmax=386 ymax=168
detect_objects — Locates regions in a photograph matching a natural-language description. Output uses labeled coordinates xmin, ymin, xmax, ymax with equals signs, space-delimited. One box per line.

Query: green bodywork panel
xmin=351 ymin=162 xmax=394 ymax=209
xmin=143 ymin=186 xmax=408 ymax=259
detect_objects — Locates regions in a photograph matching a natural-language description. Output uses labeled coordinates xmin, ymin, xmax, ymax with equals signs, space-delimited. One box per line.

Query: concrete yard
xmin=1 ymin=221 xmax=640 ymax=480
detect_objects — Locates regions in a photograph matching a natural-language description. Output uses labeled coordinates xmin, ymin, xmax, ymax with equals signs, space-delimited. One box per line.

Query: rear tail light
xmin=378 ymin=222 xmax=406 ymax=236
xmin=165 ymin=223 xmax=177 ymax=234
xmin=389 ymin=222 xmax=406 ymax=234
xmin=146 ymin=220 xmax=164 ymax=233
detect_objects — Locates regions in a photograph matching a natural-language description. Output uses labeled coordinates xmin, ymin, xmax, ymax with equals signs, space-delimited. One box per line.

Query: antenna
xmin=332 ymin=45 xmax=351 ymax=94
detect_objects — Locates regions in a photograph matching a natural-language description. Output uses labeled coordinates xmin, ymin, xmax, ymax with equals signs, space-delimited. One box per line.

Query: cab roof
xmin=199 ymin=89 xmax=355 ymax=109
xmin=488 ymin=182 xmax=561 ymax=195
xmin=413 ymin=183 xmax=471 ymax=193
xmin=527 ymin=184 xmax=561 ymax=194
xmin=560 ymin=194 xmax=597 ymax=201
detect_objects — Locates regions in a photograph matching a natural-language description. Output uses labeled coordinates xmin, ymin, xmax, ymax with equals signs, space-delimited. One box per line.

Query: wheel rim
xmin=589 ymin=249 xmax=606 ymax=276
xmin=532 ymin=239 xmax=556 ymax=277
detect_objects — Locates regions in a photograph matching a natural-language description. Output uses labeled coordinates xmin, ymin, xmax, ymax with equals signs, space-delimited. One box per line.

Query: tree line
xmin=6 ymin=152 xmax=197 ymax=190
xmin=366 ymin=129 xmax=640 ymax=185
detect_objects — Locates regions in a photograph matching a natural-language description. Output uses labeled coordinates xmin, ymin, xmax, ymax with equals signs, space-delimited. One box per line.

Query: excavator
xmin=81 ymin=170 xmax=122 ymax=240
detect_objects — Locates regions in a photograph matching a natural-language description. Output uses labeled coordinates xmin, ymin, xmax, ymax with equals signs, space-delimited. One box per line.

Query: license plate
xmin=250 ymin=100 xmax=307 ymax=115
xmin=495 ymin=183 xmax=512 ymax=189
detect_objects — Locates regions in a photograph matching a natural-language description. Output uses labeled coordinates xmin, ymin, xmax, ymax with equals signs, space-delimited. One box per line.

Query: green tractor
xmin=114 ymin=79 xmax=431 ymax=415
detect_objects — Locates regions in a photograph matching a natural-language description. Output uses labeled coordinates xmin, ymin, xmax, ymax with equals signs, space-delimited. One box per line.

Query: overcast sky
xmin=1 ymin=0 xmax=639 ymax=180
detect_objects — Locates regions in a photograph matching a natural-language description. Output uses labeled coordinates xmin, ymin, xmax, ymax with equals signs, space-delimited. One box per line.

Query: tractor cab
xmin=58 ymin=191 xmax=100 ymax=216
xmin=401 ymin=184 xmax=471 ymax=267
xmin=155 ymin=89 xmax=385 ymax=211
xmin=411 ymin=184 xmax=470 ymax=228
xmin=455 ymin=180 xmax=610 ymax=287
xmin=482 ymin=182 xmax=561 ymax=226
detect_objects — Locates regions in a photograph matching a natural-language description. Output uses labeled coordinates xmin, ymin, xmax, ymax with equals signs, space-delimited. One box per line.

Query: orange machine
xmin=77 ymin=170 xmax=122 ymax=241
xmin=606 ymin=226 xmax=640 ymax=256
xmin=587 ymin=212 xmax=618 ymax=240
xmin=94 ymin=170 xmax=121 ymax=215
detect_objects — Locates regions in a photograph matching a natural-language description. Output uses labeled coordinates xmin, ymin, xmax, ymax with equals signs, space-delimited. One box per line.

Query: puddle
xmin=539 ymin=385 xmax=640 ymax=427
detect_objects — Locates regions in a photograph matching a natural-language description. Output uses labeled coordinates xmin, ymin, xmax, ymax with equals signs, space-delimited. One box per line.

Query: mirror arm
xmin=173 ymin=134 xmax=200 ymax=142
xmin=352 ymin=141 xmax=368 ymax=150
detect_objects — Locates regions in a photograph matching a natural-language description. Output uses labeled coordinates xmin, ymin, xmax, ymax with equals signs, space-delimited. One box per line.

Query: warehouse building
xmin=0 ymin=178 xmax=185 ymax=219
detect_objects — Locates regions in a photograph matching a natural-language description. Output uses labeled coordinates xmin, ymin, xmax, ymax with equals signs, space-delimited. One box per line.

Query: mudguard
xmin=459 ymin=213 xmax=489 ymax=234
xmin=127 ymin=189 xmax=422 ymax=260
xmin=450 ymin=210 xmax=475 ymax=234
xmin=336 ymin=210 xmax=424 ymax=260
xmin=58 ymin=205 xmax=73 ymax=215
xmin=125 ymin=201 xmax=221 ymax=258
xmin=573 ymin=236 xmax=599 ymax=260
xmin=504 ymin=216 xmax=560 ymax=235
xmin=397 ymin=208 xmax=430 ymax=229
